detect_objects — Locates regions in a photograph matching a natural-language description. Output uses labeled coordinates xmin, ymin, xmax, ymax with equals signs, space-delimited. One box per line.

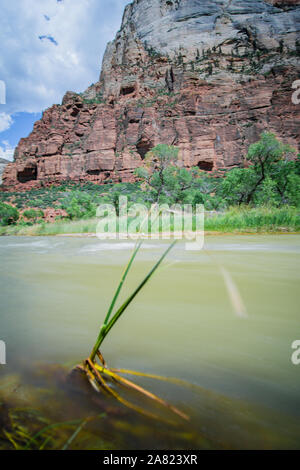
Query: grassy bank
xmin=0 ymin=206 xmax=299 ymax=236
xmin=204 ymin=206 xmax=300 ymax=232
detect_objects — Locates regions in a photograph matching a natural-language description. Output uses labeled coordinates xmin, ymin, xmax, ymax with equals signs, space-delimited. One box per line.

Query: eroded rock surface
xmin=0 ymin=158 xmax=9 ymax=185
xmin=3 ymin=0 xmax=300 ymax=189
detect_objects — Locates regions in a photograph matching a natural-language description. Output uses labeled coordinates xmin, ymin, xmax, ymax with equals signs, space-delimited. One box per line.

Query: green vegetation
xmin=135 ymin=137 xmax=300 ymax=210
xmin=237 ymin=132 xmax=296 ymax=204
xmin=0 ymin=202 xmax=19 ymax=225
xmin=204 ymin=206 xmax=300 ymax=232
xmin=60 ymin=191 xmax=97 ymax=220
xmin=23 ymin=208 xmax=44 ymax=222
xmin=0 ymin=134 xmax=299 ymax=234
xmin=79 ymin=238 xmax=189 ymax=421
xmin=0 ymin=206 xmax=298 ymax=236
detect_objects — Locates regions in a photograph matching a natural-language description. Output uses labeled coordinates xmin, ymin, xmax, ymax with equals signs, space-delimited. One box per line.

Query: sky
xmin=0 ymin=0 xmax=130 ymax=161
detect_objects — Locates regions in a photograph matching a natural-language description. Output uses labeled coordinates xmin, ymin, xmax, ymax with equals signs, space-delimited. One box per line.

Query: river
xmin=0 ymin=235 xmax=299 ymax=449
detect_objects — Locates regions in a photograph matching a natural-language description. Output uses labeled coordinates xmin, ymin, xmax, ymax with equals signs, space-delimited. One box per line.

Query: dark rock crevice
xmin=17 ymin=165 xmax=38 ymax=183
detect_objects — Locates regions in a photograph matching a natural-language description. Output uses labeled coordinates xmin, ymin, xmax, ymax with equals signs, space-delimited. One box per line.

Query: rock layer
xmin=3 ymin=0 xmax=300 ymax=189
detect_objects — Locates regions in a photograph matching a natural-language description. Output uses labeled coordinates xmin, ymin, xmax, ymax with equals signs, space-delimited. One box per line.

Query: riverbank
xmin=0 ymin=206 xmax=299 ymax=236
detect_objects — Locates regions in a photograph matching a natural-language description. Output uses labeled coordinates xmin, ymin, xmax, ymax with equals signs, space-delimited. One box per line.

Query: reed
xmin=77 ymin=239 xmax=189 ymax=421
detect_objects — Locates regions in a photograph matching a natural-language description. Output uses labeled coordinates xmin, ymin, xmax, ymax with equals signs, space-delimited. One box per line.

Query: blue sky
xmin=0 ymin=0 xmax=129 ymax=160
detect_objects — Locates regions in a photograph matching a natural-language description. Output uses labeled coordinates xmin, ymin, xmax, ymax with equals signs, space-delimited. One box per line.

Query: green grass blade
xmin=90 ymin=240 xmax=143 ymax=361
xmin=24 ymin=420 xmax=82 ymax=450
xmin=103 ymin=240 xmax=143 ymax=326
xmin=97 ymin=241 xmax=177 ymax=349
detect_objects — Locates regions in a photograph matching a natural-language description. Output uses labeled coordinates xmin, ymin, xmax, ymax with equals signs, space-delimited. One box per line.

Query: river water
xmin=0 ymin=235 xmax=299 ymax=449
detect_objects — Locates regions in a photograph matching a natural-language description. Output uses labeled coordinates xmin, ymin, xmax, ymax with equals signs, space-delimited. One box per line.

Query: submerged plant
xmin=76 ymin=239 xmax=189 ymax=422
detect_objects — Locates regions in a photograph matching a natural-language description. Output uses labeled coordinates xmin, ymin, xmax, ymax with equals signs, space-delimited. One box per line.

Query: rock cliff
xmin=3 ymin=0 xmax=300 ymax=189
xmin=0 ymin=158 xmax=9 ymax=185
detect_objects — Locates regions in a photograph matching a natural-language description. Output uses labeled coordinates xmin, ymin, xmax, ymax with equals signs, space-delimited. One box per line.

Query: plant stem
xmin=90 ymin=241 xmax=177 ymax=360
xmin=103 ymin=241 xmax=142 ymax=326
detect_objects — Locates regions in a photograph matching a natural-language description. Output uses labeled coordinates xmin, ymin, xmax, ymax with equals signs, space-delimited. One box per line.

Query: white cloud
xmin=0 ymin=113 xmax=13 ymax=132
xmin=0 ymin=0 xmax=129 ymax=115
xmin=0 ymin=141 xmax=15 ymax=161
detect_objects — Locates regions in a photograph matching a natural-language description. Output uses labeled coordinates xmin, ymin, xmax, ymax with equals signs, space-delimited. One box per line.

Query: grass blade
xmin=97 ymin=241 xmax=177 ymax=349
xmin=24 ymin=420 xmax=82 ymax=450
xmin=86 ymin=360 xmax=163 ymax=421
xmin=62 ymin=418 xmax=91 ymax=450
xmin=103 ymin=241 xmax=143 ymax=326
xmin=90 ymin=241 xmax=143 ymax=360
xmin=93 ymin=363 xmax=189 ymax=421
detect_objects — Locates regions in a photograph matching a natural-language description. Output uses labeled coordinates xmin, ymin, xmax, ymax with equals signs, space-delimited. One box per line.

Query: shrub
xmin=0 ymin=203 xmax=19 ymax=225
xmin=61 ymin=192 xmax=97 ymax=220
xmin=23 ymin=208 xmax=44 ymax=222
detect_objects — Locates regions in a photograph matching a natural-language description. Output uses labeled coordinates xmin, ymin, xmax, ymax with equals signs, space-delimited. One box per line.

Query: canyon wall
xmin=3 ymin=0 xmax=300 ymax=189
xmin=0 ymin=158 xmax=9 ymax=185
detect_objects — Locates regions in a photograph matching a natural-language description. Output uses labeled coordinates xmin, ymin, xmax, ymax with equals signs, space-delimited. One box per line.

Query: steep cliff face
xmin=3 ymin=0 xmax=300 ymax=189
xmin=0 ymin=158 xmax=9 ymax=185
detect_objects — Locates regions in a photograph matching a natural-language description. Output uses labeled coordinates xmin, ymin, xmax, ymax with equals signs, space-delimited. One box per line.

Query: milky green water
xmin=0 ymin=235 xmax=299 ymax=449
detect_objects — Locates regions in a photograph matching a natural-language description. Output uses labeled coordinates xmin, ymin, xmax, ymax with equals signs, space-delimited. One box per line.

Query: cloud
xmin=39 ymin=35 xmax=58 ymax=46
xmin=0 ymin=141 xmax=15 ymax=161
xmin=0 ymin=0 xmax=129 ymax=115
xmin=0 ymin=113 xmax=13 ymax=132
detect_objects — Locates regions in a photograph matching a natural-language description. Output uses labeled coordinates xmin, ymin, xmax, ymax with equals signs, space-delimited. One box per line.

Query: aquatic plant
xmin=76 ymin=239 xmax=189 ymax=421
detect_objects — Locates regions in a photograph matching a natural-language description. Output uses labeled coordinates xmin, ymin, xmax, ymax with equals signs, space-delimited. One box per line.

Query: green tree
xmin=61 ymin=192 xmax=97 ymax=219
xmin=245 ymin=132 xmax=295 ymax=204
xmin=0 ymin=203 xmax=19 ymax=225
xmin=221 ymin=167 xmax=258 ymax=205
xmin=162 ymin=166 xmax=196 ymax=203
xmin=254 ymin=177 xmax=278 ymax=206
xmin=285 ymin=172 xmax=300 ymax=207
xmin=135 ymin=144 xmax=179 ymax=202
xmin=268 ymin=158 xmax=299 ymax=205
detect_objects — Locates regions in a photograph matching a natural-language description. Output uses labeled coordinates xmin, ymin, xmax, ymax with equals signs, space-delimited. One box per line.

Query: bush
xmin=61 ymin=192 xmax=97 ymax=220
xmin=0 ymin=203 xmax=19 ymax=225
xmin=23 ymin=208 xmax=44 ymax=222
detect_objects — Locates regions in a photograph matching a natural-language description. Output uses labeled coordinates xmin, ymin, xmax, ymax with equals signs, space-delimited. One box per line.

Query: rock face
xmin=0 ymin=158 xmax=9 ymax=185
xmin=3 ymin=0 xmax=300 ymax=189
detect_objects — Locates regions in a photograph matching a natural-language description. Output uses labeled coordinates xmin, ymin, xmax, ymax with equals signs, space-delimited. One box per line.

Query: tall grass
xmin=205 ymin=206 xmax=300 ymax=232
xmin=0 ymin=206 xmax=299 ymax=236
xmin=0 ymin=218 xmax=99 ymax=236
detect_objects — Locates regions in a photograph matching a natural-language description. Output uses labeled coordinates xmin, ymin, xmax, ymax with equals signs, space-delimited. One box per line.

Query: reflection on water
xmin=0 ymin=235 xmax=300 ymax=449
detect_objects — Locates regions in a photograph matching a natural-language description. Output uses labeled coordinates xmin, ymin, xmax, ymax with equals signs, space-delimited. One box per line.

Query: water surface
xmin=0 ymin=235 xmax=299 ymax=449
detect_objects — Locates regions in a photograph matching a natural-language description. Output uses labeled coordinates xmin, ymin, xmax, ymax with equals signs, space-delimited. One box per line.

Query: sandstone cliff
xmin=3 ymin=0 xmax=300 ymax=189
xmin=0 ymin=158 xmax=9 ymax=185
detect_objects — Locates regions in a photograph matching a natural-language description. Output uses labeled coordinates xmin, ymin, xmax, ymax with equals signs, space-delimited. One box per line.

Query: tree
xmin=220 ymin=134 xmax=297 ymax=206
xmin=0 ymin=203 xmax=19 ymax=225
xmin=61 ymin=192 xmax=97 ymax=219
xmin=245 ymin=132 xmax=295 ymax=204
xmin=267 ymin=159 xmax=298 ymax=204
xmin=164 ymin=166 xmax=208 ymax=204
xmin=285 ymin=172 xmax=300 ymax=207
xmin=254 ymin=176 xmax=278 ymax=207
xmin=135 ymin=144 xmax=179 ymax=202
xmin=221 ymin=167 xmax=258 ymax=205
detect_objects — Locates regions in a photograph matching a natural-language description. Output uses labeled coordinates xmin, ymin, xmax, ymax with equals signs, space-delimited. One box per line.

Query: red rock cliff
xmin=3 ymin=0 xmax=300 ymax=189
